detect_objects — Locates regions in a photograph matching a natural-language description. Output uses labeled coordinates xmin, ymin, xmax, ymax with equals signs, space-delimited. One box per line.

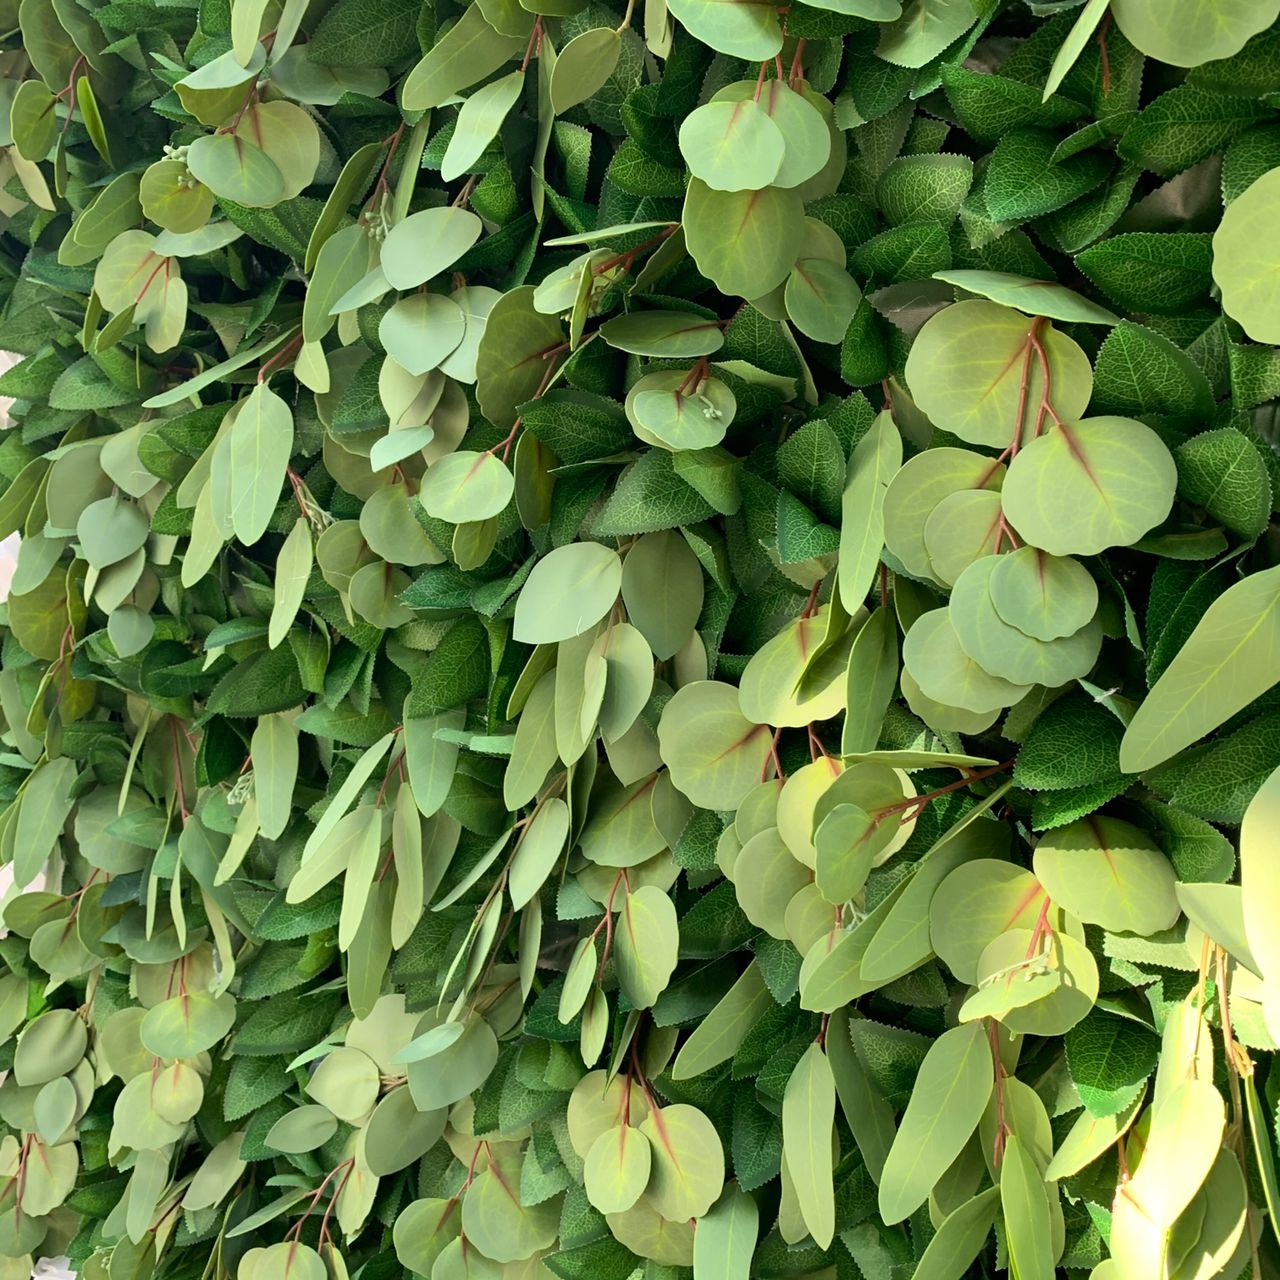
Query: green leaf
xmin=1109 ymin=0 xmax=1279 ymax=67
xmin=1120 ymin=566 xmax=1280 ymax=772
xmin=476 ymin=286 xmax=565 ymax=431
xmin=1119 ymin=84 xmax=1269 ymax=177
xmin=876 ymin=0 xmax=976 ymax=68
xmin=905 ymin=302 xmax=1092 ymax=449
xmin=639 ymin=1102 xmax=725 ymax=1221
xmin=1213 ymin=166 xmax=1280 ymax=344
xmin=1092 ymin=320 xmax=1215 ymax=422
xmin=551 ymin=30 xmax=622 ymax=115
xmin=877 ymin=154 xmax=973 ymax=226
xmin=614 ymin=885 xmax=678 ymax=1009
xmin=420 ymin=451 xmax=514 ymax=523
xmin=309 ymin=0 xmax=422 ymax=66
xmin=672 ymin=962 xmax=773 ymax=1080
xmin=982 ymin=128 xmax=1110 ymax=222
xmin=1032 ymin=815 xmax=1178 ymax=935
xmin=912 ymin=1188 xmax=1000 ymax=1280
xmin=683 ymin=179 xmax=805 ymax=299
xmin=999 ymin=1134 xmax=1053 ymax=1280
xmin=878 ymin=1022 xmax=993 ymax=1223
xmin=1176 ymin=427 xmax=1273 ymax=539
xmin=187 ymin=133 xmax=284 ymax=208
xmin=692 ymin=1183 xmax=758 ymax=1280
xmin=381 ymin=207 xmax=484 ymax=291
xmin=782 ymin=1043 xmax=836 ymax=1248
xmin=665 ymin=0 xmax=782 ymax=59
xmin=620 ymin=531 xmax=703 ymax=660
xmin=514 ymin=542 xmax=622 ymax=643
xmin=141 ymin=990 xmax=237 ymax=1058
xmin=403 ymin=4 xmax=526 ymax=111
xmin=228 ymin=383 xmax=293 ymax=546
xmin=679 ymin=99 xmax=785 ymax=193
xmin=1076 ymin=232 xmax=1214 ymax=314
xmin=1001 ymin=417 xmax=1178 ymax=558
xmin=1240 ymin=763 xmax=1280 ymax=989
xmin=1064 ymin=1010 xmax=1159 ymax=1118
xmin=1043 ymin=0 xmax=1110 ymax=101
xmin=594 ymin=450 xmax=718 ymax=536
xmin=442 ymin=71 xmax=526 ymax=182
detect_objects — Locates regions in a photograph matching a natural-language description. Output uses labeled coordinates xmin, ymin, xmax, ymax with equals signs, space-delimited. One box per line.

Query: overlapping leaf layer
xmin=0 ymin=0 xmax=1279 ymax=1277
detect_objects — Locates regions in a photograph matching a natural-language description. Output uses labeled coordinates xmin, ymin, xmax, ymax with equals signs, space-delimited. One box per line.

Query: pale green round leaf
xmin=678 ymin=99 xmax=785 ymax=192
xmin=683 ymin=179 xmax=805 ymax=299
xmin=657 ymin=680 xmax=774 ymax=810
xmin=76 ymin=496 xmax=149 ymax=570
xmin=381 ymin=207 xmax=483 ymax=291
xmin=1033 ymin=817 xmax=1179 ymax=936
xmin=904 ymin=301 xmax=1093 ymax=449
xmin=394 ymin=1198 xmax=460 ymax=1277
xmin=621 ymin=530 xmax=703 ymax=660
xmin=513 ymin=541 xmax=623 ymax=643
xmin=364 ymin=1088 xmax=447 ymax=1176
xmin=140 ymin=159 xmax=214 ymax=234
xmin=665 ymin=0 xmax=783 ymax=59
xmin=254 ymin=1242 xmax=326 ymax=1280
xmin=712 ymin=79 xmax=832 ymax=189
xmin=234 ymin=100 xmax=319 ymax=201
xmin=987 ymin=545 xmax=1098 ymax=641
xmin=264 ymin=1105 xmax=338 ymax=1154
xmin=883 ymin=447 xmax=1006 ymax=582
xmin=638 ymin=1102 xmax=725 ymax=1221
xmin=961 ymin=928 xmax=1095 ymax=1031
xmin=614 ymin=885 xmax=679 ymax=1009
xmin=921 ymin=488 xmax=1004 ymax=587
xmin=732 ymin=826 xmax=810 ymax=938
xmin=738 ymin=611 xmax=851 ymax=728
xmin=307 ymin=1046 xmax=379 ymax=1122
xmin=1212 ymin=166 xmax=1280 ymax=344
xmin=379 ymin=294 xmax=467 ymax=376
xmin=584 ymin=1124 xmax=652 ymax=1214
xmin=461 ymin=1149 xmax=558 ymax=1262
xmin=1110 ymin=0 xmax=1280 ymax=66
xmin=902 ymin=608 xmax=1030 ymax=715
xmin=627 ymin=369 xmax=735 ymax=451
xmin=10 ymin=79 xmax=56 ymax=162
xmin=349 ymin=560 xmax=414 ymax=629
xmin=1001 ymin=416 xmax=1178 ymax=557
xmin=784 ymin=257 xmax=862 ymax=344
xmin=140 ymin=989 xmax=236 ymax=1059
xmin=186 ymin=133 xmax=284 ymax=208
xmin=32 ymin=1076 xmax=77 ymax=1144
xmin=360 ymin=482 xmax=440 ymax=568
xmin=949 ymin=557 xmax=1103 ymax=687
xmin=419 ymin=450 xmax=514 ymax=523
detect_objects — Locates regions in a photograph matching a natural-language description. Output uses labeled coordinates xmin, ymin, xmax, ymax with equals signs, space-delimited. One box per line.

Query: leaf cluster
xmin=0 ymin=0 xmax=1279 ymax=1278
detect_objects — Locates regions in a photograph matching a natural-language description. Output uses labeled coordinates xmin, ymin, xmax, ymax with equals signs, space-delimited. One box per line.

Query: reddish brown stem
xmin=258 ymin=333 xmax=304 ymax=384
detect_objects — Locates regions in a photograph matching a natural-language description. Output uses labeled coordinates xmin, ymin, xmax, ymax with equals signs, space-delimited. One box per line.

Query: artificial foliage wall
xmin=2 ymin=0 xmax=1280 ymax=1276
